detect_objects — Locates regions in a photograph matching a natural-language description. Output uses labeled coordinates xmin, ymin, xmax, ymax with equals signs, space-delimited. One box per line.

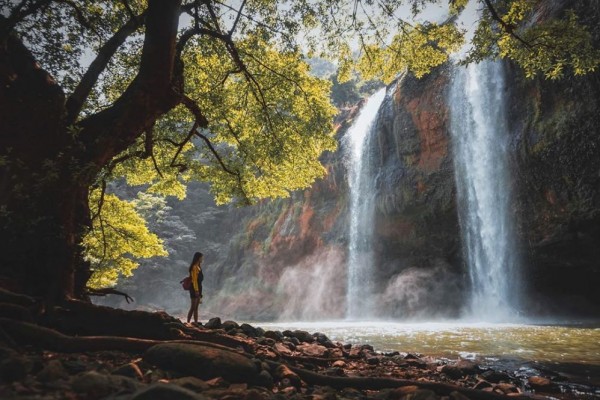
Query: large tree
xmin=0 ymin=0 xmax=598 ymax=303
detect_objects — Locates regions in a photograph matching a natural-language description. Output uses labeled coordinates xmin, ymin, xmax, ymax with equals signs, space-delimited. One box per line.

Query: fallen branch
xmin=86 ymin=287 xmax=134 ymax=303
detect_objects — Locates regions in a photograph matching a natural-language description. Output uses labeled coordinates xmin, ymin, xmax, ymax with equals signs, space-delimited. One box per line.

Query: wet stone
xmin=366 ymin=356 xmax=381 ymax=365
xmin=241 ymin=323 xmax=259 ymax=337
xmin=264 ymin=330 xmax=284 ymax=341
xmin=440 ymin=365 xmax=464 ymax=379
xmin=71 ymin=370 xmax=142 ymax=398
xmin=275 ymin=342 xmax=293 ymax=355
xmin=314 ymin=332 xmax=334 ymax=347
xmin=297 ymin=343 xmax=328 ymax=357
xmin=288 ymin=330 xmax=315 ymax=343
xmin=204 ymin=317 xmax=222 ymax=329
xmin=528 ymin=376 xmax=560 ymax=393
xmin=221 ymin=320 xmax=240 ymax=331
xmin=480 ymin=370 xmax=512 ymax=383
xmin=455 ymin=360 xmax=480 ymax=375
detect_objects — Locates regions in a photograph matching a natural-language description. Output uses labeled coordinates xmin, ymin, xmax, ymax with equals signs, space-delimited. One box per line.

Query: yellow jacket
xmin=190 ymin=264 xmax=203 ymax=293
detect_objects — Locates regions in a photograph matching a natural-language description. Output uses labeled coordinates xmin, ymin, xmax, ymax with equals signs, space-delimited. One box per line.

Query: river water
xmin=257 ymin=321 xmax=600 ymax=372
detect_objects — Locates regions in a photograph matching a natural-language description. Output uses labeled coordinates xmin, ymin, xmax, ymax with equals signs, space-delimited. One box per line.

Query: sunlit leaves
xmin=181 ymin=32 xmax=337 ymax=205
xmin=83 ymin=190 xmax=167 ymax=288
xmin=357 ymin=23 xmax=464 ymax=82
xmin=501 ymin=11 xmax=600 ymax=79
xmin=463 ymin=0 xmax=600 ymax=79
xmin=449 ymin=0 xmax=469 ymax=15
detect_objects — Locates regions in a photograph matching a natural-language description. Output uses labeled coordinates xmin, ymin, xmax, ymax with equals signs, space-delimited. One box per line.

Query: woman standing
xmin=186 ymin=252 xmax=204 ymax=324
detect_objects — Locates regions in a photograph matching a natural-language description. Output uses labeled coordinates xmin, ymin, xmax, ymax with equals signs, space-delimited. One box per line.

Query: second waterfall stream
xmin=449 ymin=61 xmax=520 ymax=321
xmin=344 ymin=88 xmax=387 ymax=320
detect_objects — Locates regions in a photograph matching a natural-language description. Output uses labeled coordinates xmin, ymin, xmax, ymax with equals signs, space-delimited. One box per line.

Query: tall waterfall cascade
xmin=344 ymin=88 xmax=387 ymax=320
xmin=449 ymin=61 xmax=520 ymax=321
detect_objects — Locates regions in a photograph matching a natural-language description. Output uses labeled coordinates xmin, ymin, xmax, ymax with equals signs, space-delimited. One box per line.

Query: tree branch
xmin=1 ymin=0 xmax=52 ymax=37
xmin=77 ymin=0 xmax=182 ymax=171
xmin=481 ymin=0 xmax=532 ymax=49
xmin=168 ymin=122 xmax=198 ymax=171
xmin=228 ymin=0 xmax=247 ymax=37
xmin=66 ymin=11 xmax=146 ymax=124
xmin=86 ymin=287 xmax=134 ymax=303
xmin=90 ymin=180 xmax=107 ymax=222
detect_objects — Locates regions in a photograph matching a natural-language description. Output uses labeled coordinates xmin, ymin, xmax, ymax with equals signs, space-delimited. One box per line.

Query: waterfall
xmin=449 ymin=61 xmax=520 ymax=321
xmin=344 ymin=88 xmax=387 ymax=319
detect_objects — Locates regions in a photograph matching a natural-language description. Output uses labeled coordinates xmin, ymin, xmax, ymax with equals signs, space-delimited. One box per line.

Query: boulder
xmin=455 ymin=359 xmax=480 ymax=375
xmin=313 ymin=332 xmax=334 ymax=347
xmin=274 ymin=342 xmax=293 ymax=356
xmin=481 ymin=370 xmax=512 ymax=383
xmin=283 ymin=329 xmax=315 ymax=343
xmin=37 ymin=359 xmax=69 ymax=382
xmin=240 ymin=323 xmax=259 ymax=337
xmin=221 ymin=320 xmax=239 ymax=332
xmin=296 ymin=343 xmax=328 ymax=357
xmin=204 ymin=317 xmax=222 ymax=329
xmin=440 ymin=365 xmax=463 ymax=379
xmin=71 ymin=370 xmax=141 ymax=398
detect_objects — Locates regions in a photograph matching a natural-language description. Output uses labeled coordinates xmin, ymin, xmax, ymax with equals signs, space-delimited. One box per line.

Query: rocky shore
xmin=1 ymin=313 xmax=597 ymax=400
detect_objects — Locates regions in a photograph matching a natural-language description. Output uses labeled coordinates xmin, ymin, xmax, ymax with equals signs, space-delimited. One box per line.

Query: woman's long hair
xmin=188 ymin=252 xmax=203 ymax=273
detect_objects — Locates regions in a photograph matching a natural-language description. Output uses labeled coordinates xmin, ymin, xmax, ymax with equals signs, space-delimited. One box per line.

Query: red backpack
xmin=180 ymin=276 xmax=192 ymax=290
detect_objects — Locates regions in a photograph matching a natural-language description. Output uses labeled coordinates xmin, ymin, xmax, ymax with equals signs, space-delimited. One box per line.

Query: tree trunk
xmin=0 ymin=0 xmax=183 ymax=302
xmin=0 ymin=30 xmax=87 ymax=302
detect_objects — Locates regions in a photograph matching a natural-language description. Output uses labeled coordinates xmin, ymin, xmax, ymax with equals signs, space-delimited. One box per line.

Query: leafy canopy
xmin=7 ymin=0 xmax=598 ymax=285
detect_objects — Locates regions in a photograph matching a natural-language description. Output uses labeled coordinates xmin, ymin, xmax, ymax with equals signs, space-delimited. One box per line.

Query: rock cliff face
xmin=505 ymin=3 xmax=600 ymax=316
xmin=208 ymin=33 xmax=600 ymax=319
xmin=367 ymin=66 xmax=465 ymax=318
xmin=487 ymin=0 xmax=600 ymax=316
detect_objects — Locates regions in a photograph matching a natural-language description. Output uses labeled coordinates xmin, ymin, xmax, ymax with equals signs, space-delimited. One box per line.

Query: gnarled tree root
xmin=264 ymin=361 xmax=529 ymax=400
xmin=0 ymin=318 xmax=528 ymax=399
xmin=0 ymin=318 xmax=248 ymax=354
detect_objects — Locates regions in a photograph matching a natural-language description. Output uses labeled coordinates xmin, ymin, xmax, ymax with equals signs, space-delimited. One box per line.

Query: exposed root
xmin=265 ymin=360 xmax=529 ymax=400
xmin=0 ymin=318 xmax=252 ymax=355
